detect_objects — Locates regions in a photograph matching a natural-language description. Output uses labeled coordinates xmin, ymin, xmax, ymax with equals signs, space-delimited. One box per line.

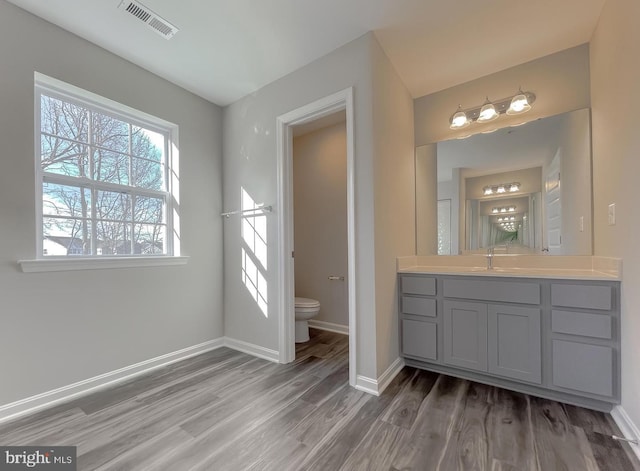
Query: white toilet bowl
xmin=295 ymin=297 xmax=321 ymax=343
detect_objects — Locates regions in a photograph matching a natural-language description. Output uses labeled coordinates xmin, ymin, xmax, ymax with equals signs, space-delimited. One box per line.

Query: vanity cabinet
xmin=549 ymin=283 xmax=616 ymax=398
xmin=442 ymin=301 xmax=541 ymax=383
xmin=399 ymin=273 xmax=621 ymax=411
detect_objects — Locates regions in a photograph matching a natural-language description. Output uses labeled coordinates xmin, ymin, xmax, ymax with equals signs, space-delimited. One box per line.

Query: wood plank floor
xmin=1 ymin=329 xmax=638 ymax=471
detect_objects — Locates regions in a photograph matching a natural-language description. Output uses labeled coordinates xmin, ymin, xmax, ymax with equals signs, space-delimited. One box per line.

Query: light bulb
xmin=450 ymin=106 xmax=470 ymax=129
xmin=492 ymin=208 xmax=499 ymax=214
xmin=507 ymin=93 xmax=531 ymax=115
xmin=497 ymin=185 xmax=506 ymax=194
xmin=509 ymin=183 xmax=520 ymax=192
xmin=477 ymin=98 xmax=499 ymax=122
xmin=484 ymin=187 xmax=493 ymax=195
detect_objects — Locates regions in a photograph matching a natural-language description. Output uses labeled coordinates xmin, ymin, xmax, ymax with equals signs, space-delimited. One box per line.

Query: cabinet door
xmin=402 ymin=319 xmax=437 ymax=361
xmin=488 ymin=305 xmax=541 ymax=384
xmin=443 ymin=301 xmax=488 ymax=372
xmin=552 ymin=340 xmax=613 ymax=397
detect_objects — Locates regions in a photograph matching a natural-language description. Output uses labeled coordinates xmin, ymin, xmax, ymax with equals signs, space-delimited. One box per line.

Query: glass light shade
xmin=500 ymin=208 xmax=507 ymax=213
xmin=477 ymin=102 xmax=499 ymax=122
xmin=507 ymin=94 xmax=531 ymax=115
xmin=484 ymin=187 xmax=493 ymax=195
xmin=508 ymin=206 xmax=516 ymax=212
xmin=492 ymin=208 xmax=499 ymax=214
xmin=497 ymin=185 xmax=506 ymax=194
xmin=450 ymin=110 xmax=470 ymax=129
xmin=509 ymin=183 xmax=520 ymax=192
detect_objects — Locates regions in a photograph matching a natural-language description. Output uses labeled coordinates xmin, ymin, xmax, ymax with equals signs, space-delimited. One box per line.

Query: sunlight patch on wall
xmin=240 ymin=187 xmax=268 ymax=317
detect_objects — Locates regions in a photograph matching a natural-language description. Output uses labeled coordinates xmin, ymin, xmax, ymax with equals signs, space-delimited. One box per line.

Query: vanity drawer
xmin=401 ymin=276 xmax=436 ymax=296
xmin=443 ymin=279 xmax=540 ymax=305
xmin=552 ymin=310 xmax=612 ymax=339
xmin=402 ymin=296 xmax=436 ymax=317
xmin=552 ymin=340 xmax=613 ymax=397
xmin=402 ymin=319 xmax=437 ymax=360
xmin=551 ymin=284 xmax=612 ymax=310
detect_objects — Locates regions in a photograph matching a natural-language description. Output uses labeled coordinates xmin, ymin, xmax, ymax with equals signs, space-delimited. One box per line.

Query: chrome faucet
xmin=486 ymin=247 xmax=495 ymax=270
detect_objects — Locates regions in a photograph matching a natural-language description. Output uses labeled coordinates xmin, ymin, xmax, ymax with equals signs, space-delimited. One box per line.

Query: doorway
xmin=276 ymin=88 xmax=356 ymax=387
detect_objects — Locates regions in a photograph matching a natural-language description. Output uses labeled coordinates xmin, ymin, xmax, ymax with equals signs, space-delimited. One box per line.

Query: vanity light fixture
xmin=483 ymin=182 xmax=521 ymax=196
xmin=449 ymin=89 xmax=536 ymax=130
xmin=493 ymin=206 xmax=517 ymax=214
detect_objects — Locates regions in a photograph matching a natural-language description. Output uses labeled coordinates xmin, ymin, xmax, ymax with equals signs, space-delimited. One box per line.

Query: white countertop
xmin=397 ymin=255 xmax=622 ymax=281
xmin=398 ymin=265 xmax=620 ymax=281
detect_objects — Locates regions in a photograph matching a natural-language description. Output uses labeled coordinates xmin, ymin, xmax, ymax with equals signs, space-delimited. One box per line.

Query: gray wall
xmin=371 ymin=37 xmax=416 ymax=377
xmin=293 ymin=123 xmax=348 ymax=327
xmin=0 ymin=1 xmax=224 ymax=406
xmin=591 ymin=0 xmax=640 ymax=434
xmin=223 ymin=32 xmax=415 ymax=382
xmin=223 ymin=33 xmax=379 ymax=379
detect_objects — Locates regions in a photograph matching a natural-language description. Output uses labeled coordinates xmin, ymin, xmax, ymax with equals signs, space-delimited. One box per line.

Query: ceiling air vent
xmin=118 ymin=0 xmax=179 ymax=40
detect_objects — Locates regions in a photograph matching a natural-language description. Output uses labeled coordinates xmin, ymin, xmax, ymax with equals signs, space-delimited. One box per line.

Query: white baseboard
xmin=308 ymin=320 xmax=349 ymax=335
xmin=354 ymin=375 xmax=379 ymax=395
xmin=354 ymin=357 xmax=405 ymax=396
xmin=611 ymin=405 xmax=640 ymax=461
xmin=0 ymin=338 xmax=224 ymax=424
xmin=224 ymin=337 xmax=280 ymax=363
xmin=377 ymin=357 xmax=405 ymax=395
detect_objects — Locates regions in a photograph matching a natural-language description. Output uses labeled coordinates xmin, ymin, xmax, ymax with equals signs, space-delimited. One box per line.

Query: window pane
xmin=41 ymin=95 xmax=88 ymax=142
xmin=92 ymin=112 xmax=130 ymax=153
xmin=93 ymin=149 xmax=129 ymax=185
xmin=41 ymin=136 xmax=89 ymax=177
xmin=96 ymin=221 xmax=132 ymax=255
xmin=132 ymin=126 xmax=165 ymax=162
xmin=43 ymin=217 xmax=91 ymax=256
xmin=133 ymin=224 xmax=166 ymax=255
xmin=132 ymin=157 xmax=164 ymax=191
xmin=43 ymin=183 xmax=91 ymax=218
xmin=134 ymin=195 xmax=163 ymax=224
xmin=96 ymin=190 xmax=131 ymax=221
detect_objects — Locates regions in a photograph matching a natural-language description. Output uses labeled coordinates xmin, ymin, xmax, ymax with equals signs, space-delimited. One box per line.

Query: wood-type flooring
xmin=0 ymin=329 xmax=638 ymax=470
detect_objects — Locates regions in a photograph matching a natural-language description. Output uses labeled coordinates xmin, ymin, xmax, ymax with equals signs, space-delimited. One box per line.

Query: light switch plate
xmin=608 ymin=203 xmax=616 ymax=225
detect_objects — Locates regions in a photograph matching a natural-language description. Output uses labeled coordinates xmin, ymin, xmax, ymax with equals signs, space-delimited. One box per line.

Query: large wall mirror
xmin=416 ymin=108 xmax=593 ymax=255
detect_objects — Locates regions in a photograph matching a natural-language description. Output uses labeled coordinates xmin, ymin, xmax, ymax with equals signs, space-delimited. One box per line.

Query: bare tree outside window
xmin=40 ymin=94 xmax=168 ymax=257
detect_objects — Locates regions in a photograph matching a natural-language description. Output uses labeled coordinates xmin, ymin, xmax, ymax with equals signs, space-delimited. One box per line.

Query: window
xmin=35 ymin=73 xmax=178 ymax=259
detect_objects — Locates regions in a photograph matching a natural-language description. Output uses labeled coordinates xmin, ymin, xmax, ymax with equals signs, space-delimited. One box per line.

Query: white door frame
xmin=276 ymin=87 xmax=356 ymax=387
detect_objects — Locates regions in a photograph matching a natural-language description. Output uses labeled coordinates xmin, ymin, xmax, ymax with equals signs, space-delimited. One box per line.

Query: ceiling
xmin=6 ymin=0 xmax=606 ymax=106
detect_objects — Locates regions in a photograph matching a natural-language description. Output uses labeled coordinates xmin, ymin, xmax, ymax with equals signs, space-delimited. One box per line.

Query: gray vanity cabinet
xmin=549 ymin=283 xmax=616 ymax=398
xmin=443 ymin=301 xmax=488 ymax=372
xmin=443 ymin=301 xmax=541 ymax=384
xmin=399 ymin=273 xmax=621 ymax=411
xmin=400 ymin=276 xmax=439 ymax=362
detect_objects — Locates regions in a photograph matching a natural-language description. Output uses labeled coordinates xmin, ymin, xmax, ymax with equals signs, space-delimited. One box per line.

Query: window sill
xmin=18 ymin=256 xmax=190 ymax=273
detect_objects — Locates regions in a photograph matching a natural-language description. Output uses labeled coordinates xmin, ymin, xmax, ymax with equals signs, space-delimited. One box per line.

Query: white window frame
xmin=19 ymin=73 xmax=187 ymax=272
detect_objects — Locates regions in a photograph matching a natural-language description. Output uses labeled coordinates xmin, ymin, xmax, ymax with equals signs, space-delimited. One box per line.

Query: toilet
xmin=294 ymin=297 xmax=321 ymax=343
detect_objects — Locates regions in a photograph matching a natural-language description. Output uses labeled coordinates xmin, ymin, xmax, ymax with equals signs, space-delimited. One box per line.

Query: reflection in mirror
xmin=416 ymin=108 xmax=593 ymax=255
